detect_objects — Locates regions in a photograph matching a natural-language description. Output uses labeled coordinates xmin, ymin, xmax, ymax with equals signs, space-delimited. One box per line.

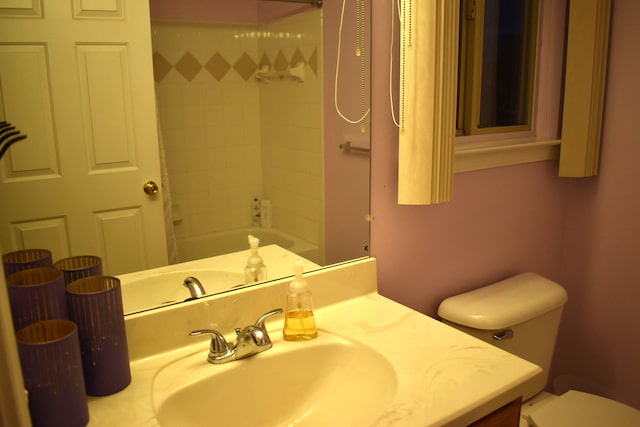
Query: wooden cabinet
xmin=469 ymin=397 xmax=522 ymax=427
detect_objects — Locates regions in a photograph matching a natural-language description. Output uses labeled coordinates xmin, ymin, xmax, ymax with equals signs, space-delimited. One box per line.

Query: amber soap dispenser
xmin=283 ymin=260 xmax=317 ymax=341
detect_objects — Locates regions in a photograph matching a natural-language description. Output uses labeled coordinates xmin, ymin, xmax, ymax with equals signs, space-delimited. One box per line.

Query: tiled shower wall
xmin=151 ymin=10 xmax=322 ymax=253
xmin=259 ymin=11 xmax=323 ymax=252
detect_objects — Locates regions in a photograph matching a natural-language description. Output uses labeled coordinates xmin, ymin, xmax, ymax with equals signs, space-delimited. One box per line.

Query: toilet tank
xmin=437 ymin=273 xmax=568 ymax=400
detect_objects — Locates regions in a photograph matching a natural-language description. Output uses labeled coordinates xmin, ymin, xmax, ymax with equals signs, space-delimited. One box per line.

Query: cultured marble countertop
xmin=87 ymin=287 xmax=541 ymax=426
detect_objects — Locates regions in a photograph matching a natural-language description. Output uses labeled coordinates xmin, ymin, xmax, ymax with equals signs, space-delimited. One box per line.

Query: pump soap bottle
xmin=244 ymin=235 xmax=267 ymax=284
xmin=283 ymin=260 xmax=317 ymax=341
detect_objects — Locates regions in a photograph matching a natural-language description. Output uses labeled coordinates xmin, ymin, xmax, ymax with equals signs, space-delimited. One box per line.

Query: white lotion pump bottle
xmin=260 ymin=200 xmax=272 ymax=228
xmin=244 ymin=235 xmax=267 ymax=284
xmin=283 ymin=260 xmax=317 ymax=341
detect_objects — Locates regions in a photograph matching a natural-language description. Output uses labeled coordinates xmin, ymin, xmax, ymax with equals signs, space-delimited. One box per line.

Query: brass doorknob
xmin=143 ymin=181 xmax=159 ymax=195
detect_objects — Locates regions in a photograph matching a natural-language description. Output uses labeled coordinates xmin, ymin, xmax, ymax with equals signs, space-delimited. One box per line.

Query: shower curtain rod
xmin=261 ymin=0 xmax=322 ymax=8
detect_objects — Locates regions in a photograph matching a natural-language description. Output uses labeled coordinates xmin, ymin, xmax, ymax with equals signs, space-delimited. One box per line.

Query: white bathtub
xmin=176 ymin=227 xmax=320 ymax=265
xmin=120 ymin=269 xmax=244 ymax=314
xmin=119 ymin=243 xmax=322 ymax=314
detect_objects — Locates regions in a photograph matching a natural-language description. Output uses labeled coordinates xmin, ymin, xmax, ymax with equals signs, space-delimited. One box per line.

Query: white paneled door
xmin=0 ymin=1 xmax=168 ymax=275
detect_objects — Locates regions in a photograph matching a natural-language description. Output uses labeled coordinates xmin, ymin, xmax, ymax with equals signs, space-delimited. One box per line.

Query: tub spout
xmin=183 ymin=276 xmax=206 ymax=299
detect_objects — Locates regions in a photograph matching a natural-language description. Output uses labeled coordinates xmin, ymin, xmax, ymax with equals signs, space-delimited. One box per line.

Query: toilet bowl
xmin=437 ymin=273 xmax=640 ymax=427
xmin=519 ymin=390 xmax=640 ymax=427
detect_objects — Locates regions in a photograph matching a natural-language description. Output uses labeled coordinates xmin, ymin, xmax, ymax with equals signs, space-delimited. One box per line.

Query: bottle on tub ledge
xmin=283 ymin=260 xmax=317 ymax=341
xmin=252 ymin=197 xmax=261 ymax=227
xmin=244 ymin=235 xmax=267 ymax=285
xmin=260 ymin=199 xmax=272 ymax=228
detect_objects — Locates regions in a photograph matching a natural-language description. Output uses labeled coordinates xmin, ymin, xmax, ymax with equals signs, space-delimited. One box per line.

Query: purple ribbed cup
xmin=2 ymin=249 xmax=53 ymax=278
xmin=66 ymin=276 xmax=131 ymax=396
xmin=54 ymin=255 xmax=102 ymax=285
xmin=16 ymin=320 xmax=89 ymax=427
xmin=6 ymin=267 xmax=68 ymax=331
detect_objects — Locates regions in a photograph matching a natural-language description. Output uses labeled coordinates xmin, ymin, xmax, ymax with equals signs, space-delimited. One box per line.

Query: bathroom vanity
xmin=86 ymin=258 xmax=540 ymax=426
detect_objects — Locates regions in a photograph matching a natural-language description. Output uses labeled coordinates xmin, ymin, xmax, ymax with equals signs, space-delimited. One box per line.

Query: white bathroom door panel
xmin=0 ymin=1 xmax=168 ymax=275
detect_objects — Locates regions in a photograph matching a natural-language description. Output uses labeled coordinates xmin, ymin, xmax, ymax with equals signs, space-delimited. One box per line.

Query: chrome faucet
xmin=183 ymin=276 xmax=206 ymax=300
xmin=190 ymin=308 xmax=283 ymax=364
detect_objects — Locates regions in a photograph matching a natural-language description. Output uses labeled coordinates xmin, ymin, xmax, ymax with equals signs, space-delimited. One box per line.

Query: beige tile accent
xmin=205 ymin=53 xmax=231 ymax=82
xmin=153 ymin=52 xmax=173 ymax=82
xmin=152 ymin=29 xmax=321 ymax=84
xmin=258 ymin=53 xmax=272 ymax=71
xmin=233 ymin=53 xmax=258 ymax=81
xmin=273 ymin=50 xmax=288 ymax=72
xmin=290 ymin=48 xmax=306 ymax=67
xmin=308 ymin=47 xmax=318 ymax=76
xmin=175 ymin=51 xmax=202 ymax=82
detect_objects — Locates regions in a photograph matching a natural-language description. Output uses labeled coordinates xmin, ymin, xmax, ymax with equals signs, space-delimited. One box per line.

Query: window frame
xmin=454 ymin=0 xmax=566 ymax=173
xmin=457 ymin=0 xmax=539 ymax=137
xmin=395 ymin=0 xmax=609 ymax=204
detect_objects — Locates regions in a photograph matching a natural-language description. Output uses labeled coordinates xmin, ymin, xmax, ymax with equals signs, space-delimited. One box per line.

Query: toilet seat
xmin=528 ymin=390 xmax=640 ymax=427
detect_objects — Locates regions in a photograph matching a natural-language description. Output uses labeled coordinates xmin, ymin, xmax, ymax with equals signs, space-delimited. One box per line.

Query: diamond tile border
xmin=152 ymin=52 xmax=172 ymax=82
xmin=205 ymin=53 xmax=232 ymax=81
xmin=233 ymin=53 xmax=258 ymax=81
xmin=174 ymin=52 xmax=203 ymax=82
xmin=153 ymin=48 xmax=318 ymax=83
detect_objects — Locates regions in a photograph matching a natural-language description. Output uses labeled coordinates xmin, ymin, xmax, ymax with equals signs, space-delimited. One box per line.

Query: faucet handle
xmin=189 ymin=329 xmax=230 ymax=356
xmin=255 ymin=308 xmax=283 ymax=330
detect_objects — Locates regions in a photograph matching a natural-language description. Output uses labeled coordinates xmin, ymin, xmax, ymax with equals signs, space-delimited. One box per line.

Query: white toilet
xmin=437 ymin=272 xmax=640 ymax=427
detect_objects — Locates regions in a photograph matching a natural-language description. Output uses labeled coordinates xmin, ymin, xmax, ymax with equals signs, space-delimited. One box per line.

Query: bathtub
xmin=118 ymin=229 xmax=321 ymax=314
xmin=176 ymin=227 xmax=320 ymax=265
xmin=120 ymin=238 xmax=322 ymax=314
xmin=120 ymin=269 xmax=245 ymax=314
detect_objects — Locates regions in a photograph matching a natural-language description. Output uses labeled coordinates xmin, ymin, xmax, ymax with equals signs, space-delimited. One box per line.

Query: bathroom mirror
xmin=0 ymin=0 xmax=371 ymax=314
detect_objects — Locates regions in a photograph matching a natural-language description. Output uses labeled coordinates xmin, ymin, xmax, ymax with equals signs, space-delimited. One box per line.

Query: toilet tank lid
xmin=437 ymin=273 xmax=568 ymax=330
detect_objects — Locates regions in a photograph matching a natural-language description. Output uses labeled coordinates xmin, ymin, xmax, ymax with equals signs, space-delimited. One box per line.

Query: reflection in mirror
xmin=0 ymin=0 xmax=370 ymax=315
xmin=150 ymin=1 xmax=328 ymax=267
xmin=128 ymin=0 xmax=371 ymax=312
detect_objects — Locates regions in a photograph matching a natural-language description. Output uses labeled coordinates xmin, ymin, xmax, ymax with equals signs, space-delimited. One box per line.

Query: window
xmin=457 ymin=0 xmax=539 ymax=136
xmin=396 ymin=0 xmax=609 ymax=204
xmin=453 ymin=0 xmax=567 ymax=174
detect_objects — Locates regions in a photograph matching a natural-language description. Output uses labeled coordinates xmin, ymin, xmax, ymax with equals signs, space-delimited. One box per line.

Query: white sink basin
xmin=152 ymin=333 xmax=398 ymax=427
xmin=120 ymin=269 xmax=244 ymax=313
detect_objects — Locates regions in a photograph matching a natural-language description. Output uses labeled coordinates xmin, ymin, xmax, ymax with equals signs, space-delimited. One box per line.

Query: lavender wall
xmin=370 ymin=0 xmax=639 ymax=410
xmin=553 ymin=0 xmax=640 ymax=409
xmin=369 ymin=2 xmax=568 ymax=326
